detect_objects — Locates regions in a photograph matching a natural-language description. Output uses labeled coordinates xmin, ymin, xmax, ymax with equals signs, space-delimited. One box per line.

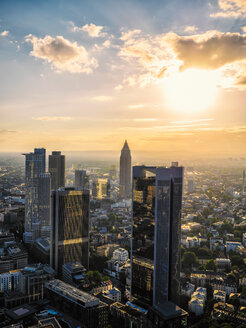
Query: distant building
xmin=216 ymin=258 xmax=231 ymax=271
xmin=48 ymin=151 xmax=65 ymax=190
xmin=131 ymin=165 xmax=185 ymax=320
xmin=226 ymin=241 xmax=242 ymax=252
xmin=112 ymin=248 xmax=128 ymax=263
xmin=213 ymin=290 xmax=226 ymax=303
xmin=50 ymin=188 xmax=89 ymax=275
xmin=188 ymin=180 xmax=195 ymax=193
xmin=75 ymin=170 xmax=89 ymax=189
xmin=119 ymin=140 xmax=131 ymax=199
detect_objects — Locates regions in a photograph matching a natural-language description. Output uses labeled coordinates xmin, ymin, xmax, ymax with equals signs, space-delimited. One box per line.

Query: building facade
xmin=48 ymin=151 xmax=65 ymax=190
xmin=23 ymin=148 xmax=51 ymax=243
xmin=50 ymin=188 xmax=89 ymax=275
xmin=75 ymin=170 xmax=89 ymax=189
xmin=131 ymin=165 xmax=184 ymax=317
xmin=120 ymin=140 xmax=131 ymax=199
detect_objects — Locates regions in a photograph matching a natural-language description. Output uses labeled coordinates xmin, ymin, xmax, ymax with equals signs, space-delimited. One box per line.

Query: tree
xmin=197 ymin=248 xmax=212 ymax=259
xmin=231 ymin=255 xmax=244 ymax=268
xmin=103 ymin=275 xmax=110 ymax=281
xmin=205 ymin=259 xmax=217 ymax=271
xmin=93 ymin=271 xmax=103 ymax=283
xmin=181 ymin=252 xmax=199 ymax=269
xmin=87 ymin=271 xmax=94 ymax=283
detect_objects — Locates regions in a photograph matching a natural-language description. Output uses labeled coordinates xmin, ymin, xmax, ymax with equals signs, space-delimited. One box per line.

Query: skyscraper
xmin=23 ymin=148 xmax=50 ymax=243
xmin=48 ymin=151 xmax=65 ymax=190
xmin=75 ymin=170 xmax=89 ymax=189
xmin=120 ymin=140 xmax=131 ymax=199
xmin=50 ymin=188 xmax=89 ymax=275
xmin=131 ymin=164 xmax=184 ymax=319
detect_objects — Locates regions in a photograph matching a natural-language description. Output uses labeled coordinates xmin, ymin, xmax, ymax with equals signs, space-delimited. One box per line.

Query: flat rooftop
xmin=45 ymin=279 xmax=99 ymax=308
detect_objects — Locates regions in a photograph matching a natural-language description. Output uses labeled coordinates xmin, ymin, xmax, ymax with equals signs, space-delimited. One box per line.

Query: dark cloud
xmin=173 ymin=33 xmax=246 ymax=70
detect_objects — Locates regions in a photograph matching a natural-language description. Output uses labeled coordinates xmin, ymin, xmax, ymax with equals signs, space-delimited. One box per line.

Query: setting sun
xmin=164 ymin=69 xmax=218 ymax=113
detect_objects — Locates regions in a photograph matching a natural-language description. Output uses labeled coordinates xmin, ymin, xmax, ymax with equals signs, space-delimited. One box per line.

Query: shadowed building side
xmin=120 ymin=140 xmax=132 ymax=199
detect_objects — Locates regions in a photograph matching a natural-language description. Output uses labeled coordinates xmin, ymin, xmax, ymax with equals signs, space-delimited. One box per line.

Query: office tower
xmin=92 ymin=178 xmax=110 ymax=199
xmin=49 ymin=151 xmax=65 ymax=190
xmin=188 ymin=179 xmax=195 ymax=194
xmin=120 ymin=140 xmax=131 ymax=199
xmin=50 ymin=188 xmax=89 ymax=275
xmin=243 ymin=170 xmax=245 ymax=194
xmin=75 ymin=170 xmax=89 ymax=189
xmin=131 ymin=165 xmax=184 ymax=317
xmin=38 ymin=173 xmax=51 ymax=238
xmin=23 ymin=148 xmax=49 ymax=243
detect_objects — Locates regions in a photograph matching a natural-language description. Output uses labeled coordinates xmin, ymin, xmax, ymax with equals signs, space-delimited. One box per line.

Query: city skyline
xmin=1 ymin=0 xmax=246 ymax=157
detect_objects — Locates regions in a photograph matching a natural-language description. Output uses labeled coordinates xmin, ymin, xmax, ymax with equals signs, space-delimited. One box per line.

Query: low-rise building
xmin=103 ymin=287 xmax=121 ymax=302
xmin=213 ymin=290 xmax=226 ymax=303
xmin=45 ymin=279 xmax=109 ymax=328
xmin=62 ymin=262 xmax=86 ymax=287
xmin=112 ymin=248 xmax=128 ymax=263
xmin=216 ymin=258 xmax=231 ymax=271
xmin=226 ymin=241 xmax=242 ymax=252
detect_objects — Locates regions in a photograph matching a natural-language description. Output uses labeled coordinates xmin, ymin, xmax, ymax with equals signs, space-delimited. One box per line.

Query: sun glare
xmin=164 ymin=69 xmax=218 ymax=113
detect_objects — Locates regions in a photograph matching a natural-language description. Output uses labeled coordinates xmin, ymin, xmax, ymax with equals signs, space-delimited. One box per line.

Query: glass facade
xmin=49 ymin=151 xmax=65 ymax=190
xmin=51 ymin=188 xmax=89 ymax=275
xmin=131 ymin=165 xmax=183 ymax=314
xmin=24 ymin=148 xmax=49 ymax=243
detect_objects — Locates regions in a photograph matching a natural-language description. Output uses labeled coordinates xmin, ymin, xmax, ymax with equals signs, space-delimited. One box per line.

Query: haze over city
xmin=1 ymin=0 xmax=246 ymax=156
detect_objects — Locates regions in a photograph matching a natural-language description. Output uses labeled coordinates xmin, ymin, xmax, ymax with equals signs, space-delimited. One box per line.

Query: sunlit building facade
xmin=50 ymin=188 xmax=89 ymax=275
xmin=131 ymin=165 xmax=184 ymax=317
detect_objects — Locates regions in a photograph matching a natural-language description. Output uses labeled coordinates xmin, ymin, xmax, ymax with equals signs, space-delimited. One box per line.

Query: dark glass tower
xmin=48 ymin=151 xmax=65 ymax=190
xmin=120 ymin=140 xmax=131 ymax=199
xmin=50 ymin=188 xmax=89 ymax=275
xmin=131 ymin=165 xmax=183 ymax=315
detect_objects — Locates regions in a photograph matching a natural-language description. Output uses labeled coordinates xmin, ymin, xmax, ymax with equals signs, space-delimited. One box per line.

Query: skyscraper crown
xmin=122 ymin=140 xmax=130 ymax=151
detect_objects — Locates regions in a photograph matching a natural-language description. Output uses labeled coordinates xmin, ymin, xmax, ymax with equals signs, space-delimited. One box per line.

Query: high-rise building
xmin=120 ymin=140 xmax=131 ymax=199
xmin=131 ymin=164 xmax=184 ymax=319
xmin=75 ymin=170 xmax=89 ymax=189
xmin=50 ymin=188 xmax=89 ymax=275
xmin=23 ymin=148 xmax=50 ymax=243
xmin=92 ymin=178 xmax=110 ymax=199
xmin=49 ymin=151 xmax=65 ymax=190
xmin=188 ymin=179 xmax=195 ymax=194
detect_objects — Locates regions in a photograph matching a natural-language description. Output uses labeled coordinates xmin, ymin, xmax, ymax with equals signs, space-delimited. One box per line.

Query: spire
xmin=122 ymin=140 xmax=130 ymax=151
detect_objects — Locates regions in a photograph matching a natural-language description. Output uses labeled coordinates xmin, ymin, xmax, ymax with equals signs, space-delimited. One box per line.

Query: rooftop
xmin=45 ymin=279 xmax=99 ymax=308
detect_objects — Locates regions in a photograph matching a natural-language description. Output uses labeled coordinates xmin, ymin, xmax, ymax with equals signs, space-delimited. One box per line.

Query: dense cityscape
xmin=0 ymin=144 xmax=245 ymax=328
xmin=2 ymin=0 xmax=246 ymax=327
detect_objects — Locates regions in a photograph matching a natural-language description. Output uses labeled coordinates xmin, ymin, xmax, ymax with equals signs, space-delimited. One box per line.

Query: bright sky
xmin=1 ymin=0 xmax=246 ymax=157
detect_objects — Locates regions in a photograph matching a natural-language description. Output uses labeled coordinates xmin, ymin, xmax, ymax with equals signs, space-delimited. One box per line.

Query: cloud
xmin=73 ymin=23 xmax=106 ymax=37
xmin=184 ymin=26 xmax=198 ymax=33
xmin=90 ymin=96 xmax=113 ymax=102
xmin=171 ymin=32 xmax=246 ymax=70
xmin=211 ymin=0 xmax=246 ymax=18
xmin=170 ymin=119 xmax=214 ymax=124
xmin=0 ymin=30 xmax=9 ymax=36
xmin=33 ymin=116 xmax=72 ymax=121
xmin=25 ymin=34 xmax=97 ymax=73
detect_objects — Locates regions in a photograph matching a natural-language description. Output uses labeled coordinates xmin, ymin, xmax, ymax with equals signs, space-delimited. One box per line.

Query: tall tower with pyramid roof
xmin=120 ymin=140 xmax=132 ymax=198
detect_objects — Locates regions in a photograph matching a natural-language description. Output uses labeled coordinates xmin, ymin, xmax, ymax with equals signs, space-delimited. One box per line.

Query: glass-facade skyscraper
xmin=50 ymin=188 xmax=89 ymax=275
xmin=120 ymin=140 xmax=131 ymax=199
xmin=131 ymin=165 xmax=184 ymax=317
xmin=23 ymin=148 xmax=50 ymax=243
xmin=75 ymin=169 xmax=89 ymax=189
xmin=49 ymin=151 xmax=65 ymax=190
